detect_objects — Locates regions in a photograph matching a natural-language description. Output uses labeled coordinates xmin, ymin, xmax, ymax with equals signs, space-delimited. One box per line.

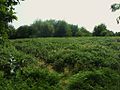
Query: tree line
xmin=0 ymin=0 xmax=120 ymax=40
xmin=8 ymin=19 xmax=120 ymax=39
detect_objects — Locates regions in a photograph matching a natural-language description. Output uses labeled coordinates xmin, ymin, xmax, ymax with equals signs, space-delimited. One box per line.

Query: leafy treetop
xmin=0 ymin=0 xmax=23 ymax=39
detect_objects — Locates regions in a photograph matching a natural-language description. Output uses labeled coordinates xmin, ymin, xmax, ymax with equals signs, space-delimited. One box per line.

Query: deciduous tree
xmin=0 ymin=0 xmax=23 ymax=39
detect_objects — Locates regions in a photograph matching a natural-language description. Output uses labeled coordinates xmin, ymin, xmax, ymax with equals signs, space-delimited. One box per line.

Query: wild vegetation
xmin=0 ymin=37 xmax=120 ymax=89
xmin=0 ymin=0 xmax=120 ymax=90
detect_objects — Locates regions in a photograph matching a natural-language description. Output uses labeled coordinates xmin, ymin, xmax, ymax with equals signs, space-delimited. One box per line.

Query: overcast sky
xmin=12 ymin=0 xmax=120 ymax=32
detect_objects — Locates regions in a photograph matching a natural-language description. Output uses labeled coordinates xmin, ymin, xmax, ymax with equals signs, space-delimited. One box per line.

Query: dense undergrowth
xmin=0 ymin=37 xmax=120 ymax=90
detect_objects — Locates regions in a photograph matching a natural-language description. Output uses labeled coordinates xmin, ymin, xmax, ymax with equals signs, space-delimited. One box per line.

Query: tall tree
xmin=0 ymin=0 xmax=23 ymax=40
xmin=77 ymin=27 xmax=91 ymax=36
xmin=31 ymin=20 xmax=43 ymax=37
xmin=115 ymin=32 xmax=120 ymax=36
xmin=41 ymin=22 xmax=55 ymax=37
xmin=54 ymin=20 xmax=72 ymax=37
xmin=16 ymin=25 xmax=31 ymax=38
xmin=93 ymin=24 xmax=114 ymax=36
xmin=70 ymin=24 xmax=79 ymax=36
xmin=7 ymin=24 xmax=16 ymax=39
xmin=93 ymin=24 xmax=107 ymax=36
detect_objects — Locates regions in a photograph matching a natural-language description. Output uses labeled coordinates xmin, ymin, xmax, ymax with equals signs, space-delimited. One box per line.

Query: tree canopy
xmin=0 ymin=0 xmax=23 ymax=39
xmin=13 ymin=19 xmax=92 ymax=38
xmin=93 ymin=24 xmax=114 ymax=36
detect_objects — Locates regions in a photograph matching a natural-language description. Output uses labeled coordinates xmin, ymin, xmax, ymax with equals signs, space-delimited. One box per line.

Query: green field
xmin=0 ymin=37 xmax=120 ymax=90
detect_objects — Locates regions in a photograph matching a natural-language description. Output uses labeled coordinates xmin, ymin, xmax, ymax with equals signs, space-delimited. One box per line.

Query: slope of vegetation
xmin=0 ymin=37 xmax=120 ymax=90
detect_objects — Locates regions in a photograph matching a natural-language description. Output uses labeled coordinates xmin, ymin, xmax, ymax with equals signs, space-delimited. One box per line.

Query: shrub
xmin=67 ymin=68 xmax=120 ymax=90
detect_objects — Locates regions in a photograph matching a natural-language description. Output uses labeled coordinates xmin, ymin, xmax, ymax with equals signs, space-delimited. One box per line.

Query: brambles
xmin=0 ymin=43 xmax=61 ymax=89
xmin=0 ymin=37 xmax=120 ymax=89
xmin=13 ymin=37 xmax=120 ymax=72
xmin=67 ymin=68 xmax=120 ymax=90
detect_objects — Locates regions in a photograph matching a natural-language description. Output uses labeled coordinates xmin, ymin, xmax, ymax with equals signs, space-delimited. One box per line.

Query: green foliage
xmin=54 ymin=20 xmax=72 ymax=37
xmin=14 ymin=19 xmax=91 ymax=38
xmin=77 ymin=27 xmax=92 ymax=36
xmin=93 ymin=24 xmax=114 ymax=36
xmin=70 ymin=24 xmax=79 ymax=36
xmin=0 ymin=67 xmax=61 ymax=90
xmin=0 ymin=43 xmax=61 ymax=89
xmin=7 ymin=24 xmax=16 ymax=39
xmin=0 ymin=0 xmax=23 ymax=39
xmin=0 ymin=45 xmax=35 ymax=78
xmin=67 ymin=68 xmax=120 ymax=90
xmin=111 ymin=3 xmax=120 ymax=24
xmin=13 ymin=37 xmax=120 ymax=73
xmin=16 ymin=25 xmax=31 ymax=38
xmin=115 ymin=32 xmax=120 ymax=36
xmin=111 ymin=3 xmax=120 ymax=12
xmin=9 ymin=20 xmax=117 ymax=38
xmin=1 ymin=37 xmax=120 ymax=89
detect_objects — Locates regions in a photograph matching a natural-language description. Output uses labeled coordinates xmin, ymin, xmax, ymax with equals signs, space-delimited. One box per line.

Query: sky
xmin=12 ymin=0 xmax=120 ymax=32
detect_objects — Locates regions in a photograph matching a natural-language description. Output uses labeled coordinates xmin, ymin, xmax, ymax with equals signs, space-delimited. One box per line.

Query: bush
xmin=67 ymin=68 xmax=120 ymax=90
